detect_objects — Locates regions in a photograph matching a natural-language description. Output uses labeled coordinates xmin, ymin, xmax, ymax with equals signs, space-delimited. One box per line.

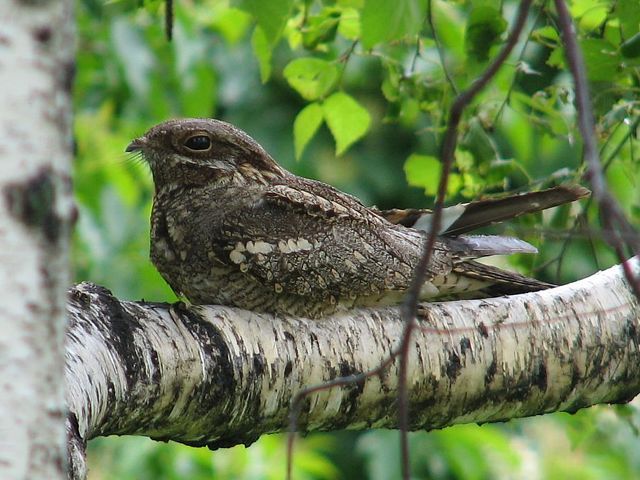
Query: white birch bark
xmin=0 ymin=1 xmax=75 ymax=479
xmin=65 ymin=259 xmax=640 ymax=479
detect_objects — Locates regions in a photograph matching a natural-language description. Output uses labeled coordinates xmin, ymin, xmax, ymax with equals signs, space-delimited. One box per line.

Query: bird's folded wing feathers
xmin=261 ymin=180 xmax=399 ymax=233
xmin=452 ymin=260 xmax=555 ymax=295
xmin=208 ymin=182 xmax=449 ymax=301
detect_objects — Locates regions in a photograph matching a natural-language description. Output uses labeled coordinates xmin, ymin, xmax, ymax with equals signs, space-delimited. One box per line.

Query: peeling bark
xmin=65 ymin=260 xmax=640 ymax=479
xmin=0 ymin=1 xmax=75 ymax=479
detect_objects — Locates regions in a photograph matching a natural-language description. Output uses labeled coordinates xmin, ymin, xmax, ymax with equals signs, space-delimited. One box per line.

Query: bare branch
xmin=554 ymin=0 xmax=640 ymax=294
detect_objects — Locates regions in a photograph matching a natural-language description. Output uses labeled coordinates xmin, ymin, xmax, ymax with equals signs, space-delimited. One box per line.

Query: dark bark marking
xmin=503 ymin=381 xmax=532 ymax=403
xmin=334 ymin=361 xmax=366 ymax=425
xmin=338 ymin=360 xmax=356 ymax=378
xmin=484 ymin=359 xmax=497 ymax=386
xmin=71 ymin=283 xmax=116 ymax=301
xmin=478 ymin=321 xmax=489 ymax=338
xmin=459 ymin=337 xmax=471 ymax=355
xmin=252 ymin=355 xmax=265 ymax=376
xmin=91 ymin=288 xmax=146 ymax=403
xmin=446 ymin=350 xmax=462 ymax=380
xmin=33 ymin=26 xmax=52 ymax=44
xmin=68 ymin=286 xmax=93 ymax=308
xmin=105 ymin=380 xmax=117 ymax=413
xmin=565 ymin=395 xmax=591 ymax=413
xmin=625 ymin=318 xmax=638 ymax=344
xmin=148 ymin=348 xmax=161 ymax=384
xmin=66 ymin=412 xmax=85 ymax=478
xmin=66 ymin=412 xmax=84 ymax=448
xmin=179 ymin=308 xmax=236 ymax=414
xmin=569 ymin=359 xmax=581 ymax=393
xmin=533 ymin=360 xmax=547 ymax=391
xmin=62 ymin=61 xmax=76 ymax=94
xmin=5 ymin=167 xmax=61 ymax=243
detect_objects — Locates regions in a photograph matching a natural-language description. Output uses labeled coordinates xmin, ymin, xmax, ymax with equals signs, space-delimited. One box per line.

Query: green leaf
xmin=616 ymin=0 xmax=640 ymax=38
xmin=338 ymin=7 xmax=361 ymax=40
xmin=322 ymin=92 xmax=370 ymax=155
xmin=431 ymin=0 xmax=465 ymax=59
xmin=547 ymin=47 xmax=564 ymax=69
xmin=234 ymin=0 xmax=292 ymax=44
xmin=550 ymin=38 xmax=621 ymax=82
xmin=283 ymin=58 xmax=339 ymax=101
xmin=211 ymin=7 xmax=252 ymax=44
xmin=461 ymin=118 xmax=498 ymax=163
xmin=580 ymin=38 xmax=620 ymax=82
xmin=570 ymin=0 xmax=608 ymax=30
xmin=294 ymin=103 xmax=324 ymax=159
xmin=302 ymin=8 xmax=341 ymax=49
xmin=251 ymin=26 xmax=272 ymax=82
xmin=465 ymin=5 xmax=507 ymax=62
xmin=361 ymin=0 xmax=427 ymax=49
xmin=531 ymin=25 xmax=560 ymax=44
xmin=404 ymin=154 xmax=440 ymax=195
xmin=621 ymin=32 xmax=640 ymax=58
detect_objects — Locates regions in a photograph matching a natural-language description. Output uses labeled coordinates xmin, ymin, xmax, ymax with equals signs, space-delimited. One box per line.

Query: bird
xmin=126 ymin=118 xmax=589 ymax=319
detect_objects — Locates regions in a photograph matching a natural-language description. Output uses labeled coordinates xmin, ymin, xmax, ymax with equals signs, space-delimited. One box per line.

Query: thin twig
xmin=554 ymin=114 xmax=640 ymax=278
xmin=165 ymin=0 xmax=173 ymax=41
xmin=336 ymin=41 xmax=359 ymax=88
xmin=554 ymin=0 xmax=640 ymax=297
xmin=492 ymin=4 xmax=542 ymax=124
xmin=427 ymin=0 xmax=458 ymax=94
xmin=287 ymin=344 xmax=403 ymax=479
xmin=397 ymin=1 xmax=534 ymax=478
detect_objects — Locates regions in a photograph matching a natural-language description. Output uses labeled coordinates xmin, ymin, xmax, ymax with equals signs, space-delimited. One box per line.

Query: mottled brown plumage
xmin=127 ymin=118 xmax=589 ymax=318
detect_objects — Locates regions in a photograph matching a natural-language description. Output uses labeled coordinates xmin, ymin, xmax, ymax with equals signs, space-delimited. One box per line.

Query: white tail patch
xmin=412 ymin=204 xmax=466 ymax=234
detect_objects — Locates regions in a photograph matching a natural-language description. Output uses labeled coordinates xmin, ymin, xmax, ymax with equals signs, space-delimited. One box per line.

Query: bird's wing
xmin=204 ymin=178 xmax=453 ymax=311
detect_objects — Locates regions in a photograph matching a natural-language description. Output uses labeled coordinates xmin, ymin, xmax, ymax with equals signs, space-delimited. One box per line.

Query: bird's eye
xmin=184 ymin=135 xmax=212 ymax=151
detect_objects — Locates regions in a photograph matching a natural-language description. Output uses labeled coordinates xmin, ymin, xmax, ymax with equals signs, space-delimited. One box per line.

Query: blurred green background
xmin=74 ymin=0 xmax=640 ymax=478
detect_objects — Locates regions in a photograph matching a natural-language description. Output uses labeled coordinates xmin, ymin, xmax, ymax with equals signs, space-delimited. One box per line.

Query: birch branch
xmin=66 ymin=259 xmax=640 ymax=478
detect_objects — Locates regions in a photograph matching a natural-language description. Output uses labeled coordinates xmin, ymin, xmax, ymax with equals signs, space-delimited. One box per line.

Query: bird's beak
xmin=125 ymin=137 xmax=147 ymax=153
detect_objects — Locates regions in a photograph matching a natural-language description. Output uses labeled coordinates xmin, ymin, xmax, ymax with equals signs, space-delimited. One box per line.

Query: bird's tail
xmin=377 ymin=184 xmax=590 ymax=236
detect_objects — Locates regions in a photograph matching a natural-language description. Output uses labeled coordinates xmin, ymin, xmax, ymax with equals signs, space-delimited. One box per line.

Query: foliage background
xmin=74 ymin=0 xmax=640 ymax=478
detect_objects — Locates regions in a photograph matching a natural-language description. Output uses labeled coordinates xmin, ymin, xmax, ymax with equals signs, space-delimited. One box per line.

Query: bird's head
xmin=126 ymin=118 xmax=286 ymax=190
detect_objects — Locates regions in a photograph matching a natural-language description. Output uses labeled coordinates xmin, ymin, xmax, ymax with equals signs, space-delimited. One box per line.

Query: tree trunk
xmin=65 ymin=259 xmax=640 ymax=479
xmin=0 ymin=1 xmax=75 ymax=479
